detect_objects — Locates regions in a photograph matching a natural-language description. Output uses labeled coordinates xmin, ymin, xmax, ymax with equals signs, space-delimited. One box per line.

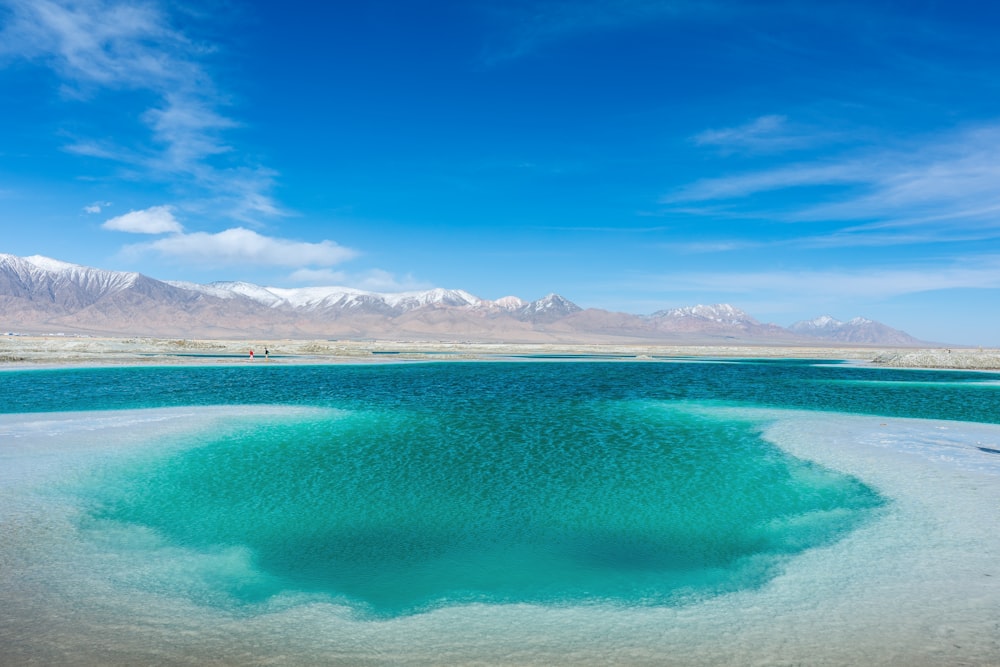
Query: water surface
xmin=2 ymin=360 xmax=999 ymax=664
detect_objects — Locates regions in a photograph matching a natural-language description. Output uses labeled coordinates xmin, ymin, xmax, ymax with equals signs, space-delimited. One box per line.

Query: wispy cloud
xmin=0 ymin=0 xmax=190 ymax=90
xmin=793 ymin=220 xmax=1000 ymax=249
xmin=480 ymin=0 xmax=708 ymax=64
xmin=665 ymin=161 xmax=865 ymax=204
xmin=667 ymin=121 xmax=1000 ymax=243
xmin=0 ymin=0 xmax=281 ymax=221
xmin=654 ymin=255 xmax=1000 ymax=300
xmin=541 ymin=224 xmax=672 ymax=232
xmin=666 ymin=239 xmax=763 ymax=253
xmin=142 ymin=94 xmax=239 ymax=166
xmin=693 ymin=114 xmax=835 ymax=154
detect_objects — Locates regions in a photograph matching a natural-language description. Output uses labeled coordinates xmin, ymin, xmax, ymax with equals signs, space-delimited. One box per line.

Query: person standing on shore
xmin=249 ymin=348 xmax=254 ymax=361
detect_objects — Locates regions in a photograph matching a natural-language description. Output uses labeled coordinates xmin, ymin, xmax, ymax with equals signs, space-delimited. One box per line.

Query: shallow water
xmin=2 ymin=361 xmax=999 ymax=664
xmin=74 ymin=402 xmax=880 ymax=618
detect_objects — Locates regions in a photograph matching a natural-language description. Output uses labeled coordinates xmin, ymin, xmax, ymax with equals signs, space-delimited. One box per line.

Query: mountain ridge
xmin=788 ymin=314 xmax=923 ymax=346
xmin=0 ymin=254 xmax=928 ymax=345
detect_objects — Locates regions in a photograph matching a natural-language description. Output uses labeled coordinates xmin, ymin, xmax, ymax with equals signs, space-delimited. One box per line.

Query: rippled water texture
xmin=2 ymin=360 xmax=999 ymax=664
xmin=73 ymin=401 xmax=877 ymax=617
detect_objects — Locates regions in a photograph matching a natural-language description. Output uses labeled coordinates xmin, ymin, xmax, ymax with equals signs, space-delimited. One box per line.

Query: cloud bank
xmin=140 ymin=227 xmax=357 ymax=268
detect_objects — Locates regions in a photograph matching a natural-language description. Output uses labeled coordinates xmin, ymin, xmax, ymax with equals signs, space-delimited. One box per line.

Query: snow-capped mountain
xmin=0 ymin=254 xmax=929 ymax=344
xmin=1 ymin=254 xmax=141 ymax=299
xmin=514 ymin=293 xmax=583 ymax=322
xmin=167 ymin=280 xmax=289 ymax=307
xmin=0 ymin=254 xmax=285 ymax=338
xmin=0 ymin=254 xmax=587 ymax=338
xmin=789 ymin=315 xmax=923 ymax=345
xmin=172 ymin=280 xmax=552 ymax=319
xmin=651 ymin=303 xmax=754 ymax=324
xmin=490 ymin=295 xmax=528 ymax=310
xmin=791 ymin=315 xmax=840 ymax=332
xmin=646 ymin=303 xmax=794 ymax=339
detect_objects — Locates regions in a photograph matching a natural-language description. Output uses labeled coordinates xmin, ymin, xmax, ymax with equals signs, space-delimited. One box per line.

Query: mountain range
xmin=0 ymin=253 xmax=926 ymax=345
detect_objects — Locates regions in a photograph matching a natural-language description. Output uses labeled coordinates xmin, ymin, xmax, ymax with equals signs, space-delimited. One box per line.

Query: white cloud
xmin=102 ymin=205 xmax=182 ymax=234
xmin=134 ymin=227 xmax=358 ymax=268
xmin=83 ymin=200 xmax=111 ymax=214
xmin=1 ymin=0 xmax=280 ymax=223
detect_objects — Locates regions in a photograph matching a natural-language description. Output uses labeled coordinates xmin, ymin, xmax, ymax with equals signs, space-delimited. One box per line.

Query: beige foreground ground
xmin=2 ymin=334 xmax=999 ymax=369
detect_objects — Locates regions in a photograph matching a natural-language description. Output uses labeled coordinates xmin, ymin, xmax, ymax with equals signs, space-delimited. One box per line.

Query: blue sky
xmin=3 ymin=0 xmax=1000 ymax=345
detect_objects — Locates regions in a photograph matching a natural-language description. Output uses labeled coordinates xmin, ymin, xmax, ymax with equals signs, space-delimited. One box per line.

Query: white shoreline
xmin=1 ymin=405 xmax=999 ymax=665
xmin=3 ymin=334 xmax=1000 ymax=369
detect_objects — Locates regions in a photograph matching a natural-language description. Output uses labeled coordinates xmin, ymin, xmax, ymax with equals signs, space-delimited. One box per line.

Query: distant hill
xmin=789 ymin=315 xmax=923 ymax=346
xmin=0 ymin=253 xmax=929 ymax=345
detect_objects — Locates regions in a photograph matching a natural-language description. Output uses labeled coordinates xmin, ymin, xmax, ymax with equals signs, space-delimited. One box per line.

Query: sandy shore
xmin=2 ymin=334 xmax=999 ymax=369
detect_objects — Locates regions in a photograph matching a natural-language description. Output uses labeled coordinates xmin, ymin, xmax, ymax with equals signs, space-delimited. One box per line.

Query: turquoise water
xmin=3 ymin=361 xmax=999 ymax=623
xmin=6 ymin=359 xmax=1000 ymax=422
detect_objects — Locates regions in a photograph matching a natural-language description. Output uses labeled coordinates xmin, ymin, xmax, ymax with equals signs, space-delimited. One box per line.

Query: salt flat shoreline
xmin=2 ymin=405 xmax=998 ymax=666
xmin=2 ymin=334 xmax=999 ymax=369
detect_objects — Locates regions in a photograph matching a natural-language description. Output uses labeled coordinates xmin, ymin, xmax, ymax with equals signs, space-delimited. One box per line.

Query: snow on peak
xmin=257 ymin=285 xmax=363 ymax=309
xmin=17 ymin=254 xmax=140 ymax=292
xmin=518 ymin=293 xmax=581 ymax=315
xmin=792 ymin=315 xmax=874 ymax=331
xmin=23 ymin=255 xmax=82 ymax=272
xmin=168 ymin=280 xmax=289 ymax=306
xmin=192 ymin=283 xmax=488 ymax=312
xmin=790 ymin=315 xmax=843 ymax=330
xmin=214 ymin=282 xmax=290 ymax=306
xmin=489 ymin=295 xmax=527 ymax=310
xmin=658 ymin=303 xmax=755 ymax=323
xmin=385 ymin=287 xmax=482 ymax=308
xmin=812 ymin=315 xmax=841 ymax=327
